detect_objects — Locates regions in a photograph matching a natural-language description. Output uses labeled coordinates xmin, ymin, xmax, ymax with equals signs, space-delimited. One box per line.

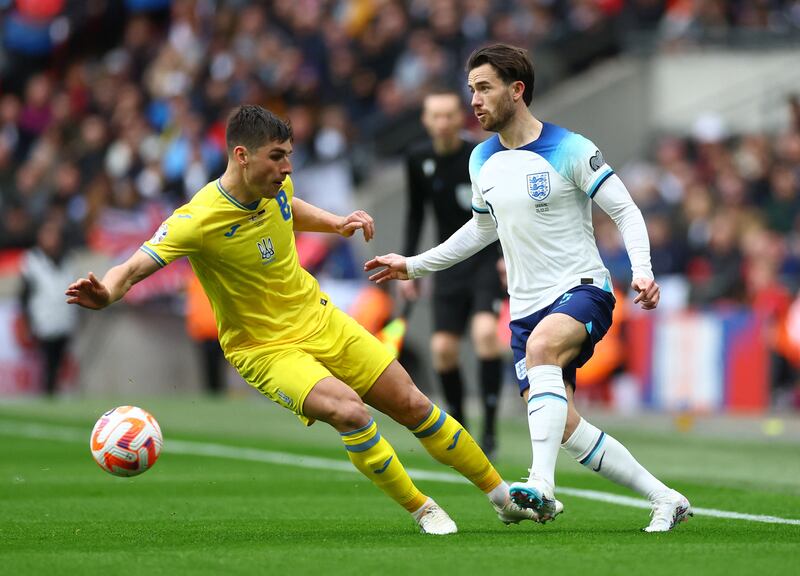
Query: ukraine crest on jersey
xmin=140 ymin=175 xmax=329 ymax=353
xmin=469 ymin=122 xmax=615 ymax=320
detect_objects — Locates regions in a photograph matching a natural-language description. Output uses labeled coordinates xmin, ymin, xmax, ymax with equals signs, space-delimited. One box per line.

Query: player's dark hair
xmin=466 ymin=44 xmax=534 ymax=106
xmin=225 ymin=105 xmax=292 ymax=154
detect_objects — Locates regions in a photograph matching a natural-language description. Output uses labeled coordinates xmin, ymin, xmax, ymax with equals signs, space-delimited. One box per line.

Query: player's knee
xmin=403 ymin=390 xmax=433 ymax=427
xmin=385 ymin=386 xmax=431 ymax=428
xmin=326 ymin=394 xmax=371 ymax=431
xmin=525 ymin=335 xmax=560 ymax=366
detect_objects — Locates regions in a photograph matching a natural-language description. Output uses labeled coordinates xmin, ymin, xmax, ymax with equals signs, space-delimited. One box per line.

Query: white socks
xmin=526 ymin=365 xmax=568 ymax=490
xmin=562 ymin=418 xmax=668 ymax=501
xmin=526 ymin=365 xmax=669 ymax=502
xmin=487 ymin=480 xmax=510 ymax=507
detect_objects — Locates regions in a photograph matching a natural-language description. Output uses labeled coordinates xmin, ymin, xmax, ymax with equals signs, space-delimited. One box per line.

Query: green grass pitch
xmin=1 ymin=396 xmax=799 ymax=575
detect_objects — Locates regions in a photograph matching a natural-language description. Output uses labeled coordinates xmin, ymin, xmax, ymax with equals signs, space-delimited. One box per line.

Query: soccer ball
xmin=90 ymin=406 xmax=163 ymax=477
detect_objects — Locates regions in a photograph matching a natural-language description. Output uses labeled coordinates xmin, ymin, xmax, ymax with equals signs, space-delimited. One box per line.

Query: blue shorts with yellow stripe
xmin=227 ymin=305 xmax=394 ymax=426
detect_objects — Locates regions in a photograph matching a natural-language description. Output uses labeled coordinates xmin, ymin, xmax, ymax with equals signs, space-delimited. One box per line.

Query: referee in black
xmin=401 ymin=88 xmax=505 ymax=459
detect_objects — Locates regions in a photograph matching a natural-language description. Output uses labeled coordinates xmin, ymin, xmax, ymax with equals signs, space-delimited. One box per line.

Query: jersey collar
xmin=497 ymin=122 xmax=558 ymax=153
xmin=216 ymin=179 xmax=261 ymax=211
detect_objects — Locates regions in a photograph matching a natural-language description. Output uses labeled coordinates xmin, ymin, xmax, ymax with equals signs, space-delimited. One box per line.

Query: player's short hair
xmin=466 ymin=44 xmax=534 ymax=106
xmin=226 ymin=105 xmax=292 ymax=154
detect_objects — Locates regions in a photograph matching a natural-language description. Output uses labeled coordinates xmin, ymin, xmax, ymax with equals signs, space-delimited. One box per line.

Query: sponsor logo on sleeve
xmin=150 ymin=223 xmax=168 ymax=245
xmin=589 ymin=150 xmax=604 ymax=172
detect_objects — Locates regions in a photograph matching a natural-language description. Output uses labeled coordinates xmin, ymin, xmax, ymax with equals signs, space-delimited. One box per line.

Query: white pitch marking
xmin=3 ymin=420 xmax=800 ymax=526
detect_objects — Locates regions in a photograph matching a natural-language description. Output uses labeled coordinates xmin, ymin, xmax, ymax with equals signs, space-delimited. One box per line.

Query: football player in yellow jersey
xmin=66 ymin=105 xmax=559 ymax=534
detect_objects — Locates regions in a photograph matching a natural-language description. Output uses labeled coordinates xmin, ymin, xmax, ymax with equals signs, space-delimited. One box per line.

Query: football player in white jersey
xmin=365 ymin=43 xmax=692 ymax=532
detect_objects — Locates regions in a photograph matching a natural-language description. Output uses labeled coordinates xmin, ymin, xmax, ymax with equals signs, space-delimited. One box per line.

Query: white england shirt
xmin=407 ymin=122 xmax=653 ymax=321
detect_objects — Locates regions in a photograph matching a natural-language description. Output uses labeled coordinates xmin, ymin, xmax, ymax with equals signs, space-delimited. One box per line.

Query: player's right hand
xmin=399 ymin=279 xmax=419 ymax=300
xmin=632 ymin=276 xmax=660 ymax=310
xmin=65 ymin=272 xmax=111 ymax=310
xmin=364 ymin=253 xmax=409 ymax=284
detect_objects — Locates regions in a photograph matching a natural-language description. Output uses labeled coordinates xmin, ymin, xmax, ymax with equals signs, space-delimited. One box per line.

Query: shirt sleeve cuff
xmin=406 ymin=256 xmax=420 ymax=279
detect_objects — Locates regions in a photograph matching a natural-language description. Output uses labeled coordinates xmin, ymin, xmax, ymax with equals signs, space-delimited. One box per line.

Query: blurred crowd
xmin=2 ymin=0 xmax=800 ymax=253
xmin=1 ymin=0 xmax=800 ymax=399
xmin=596 ymin=99 xmax=800 ymax=400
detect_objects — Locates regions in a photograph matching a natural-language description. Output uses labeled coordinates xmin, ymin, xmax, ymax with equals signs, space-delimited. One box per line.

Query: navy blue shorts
xmin=510 ymin=285 xmax=616 ymax=394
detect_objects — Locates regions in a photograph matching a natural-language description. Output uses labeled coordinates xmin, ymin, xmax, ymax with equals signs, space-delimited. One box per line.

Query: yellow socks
xmin=341 ymin=418 xmax=428 ymax=513
xmin=340 ymin=407 xmax=503 ymax=515
xmin=409 ymin=403 xmax=502 ymax=493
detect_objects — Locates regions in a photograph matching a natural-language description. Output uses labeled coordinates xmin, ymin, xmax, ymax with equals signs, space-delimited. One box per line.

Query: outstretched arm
xmin=365 ymin=215 xmax=497 ymax=284
xmin=593 ymin=174 xmax=660 ymax=310
xmin=65 ymin=250 xmax=160 ymax=310
xmin=292 ymin=197 xmax=375 ymax=242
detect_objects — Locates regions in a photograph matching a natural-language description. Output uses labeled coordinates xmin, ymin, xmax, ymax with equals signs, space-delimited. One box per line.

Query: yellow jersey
xmin=140 ymin=176 xmax=330 ymax=353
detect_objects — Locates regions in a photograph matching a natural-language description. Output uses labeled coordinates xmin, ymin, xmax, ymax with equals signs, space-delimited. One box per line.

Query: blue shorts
xmin=510 ymin=285 xmax=616 ymax=394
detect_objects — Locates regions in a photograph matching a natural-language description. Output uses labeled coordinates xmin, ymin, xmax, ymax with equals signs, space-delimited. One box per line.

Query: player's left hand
xmin=632 ymin=277 xmax=660 ymax=310
xmin=338 ymin=210 xmax=374 ymax=242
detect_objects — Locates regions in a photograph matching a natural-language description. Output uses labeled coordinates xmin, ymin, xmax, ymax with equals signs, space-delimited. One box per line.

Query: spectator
xmin=688 ymin=210 xmax=745 ymax=306
xmin=18 ymin=219 xmax=77 ymax=396
xmin=0 ymin=0 xmax=798 ymax=406
xmin=764 ymin=163 xmax=800 ymax=234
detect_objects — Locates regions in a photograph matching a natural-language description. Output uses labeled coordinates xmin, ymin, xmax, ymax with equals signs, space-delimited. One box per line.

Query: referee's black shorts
xmin=432 ymin=252 xmax=504 ymax=335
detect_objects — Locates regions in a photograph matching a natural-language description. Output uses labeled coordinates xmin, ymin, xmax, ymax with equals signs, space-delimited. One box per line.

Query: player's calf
xmin=340 ymin=418 xmax=431 ymax=521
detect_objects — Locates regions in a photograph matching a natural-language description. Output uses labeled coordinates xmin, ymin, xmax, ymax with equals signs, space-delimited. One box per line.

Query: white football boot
xmin=495 ymin=496 xmax=564 ymax=525
xmin=508 ymin=476 xmax=558 ymax=519
xmin=414 ymin=499 xmax=458 ymax=535
xmin=643 ymin=489 xmax=693 ymax=532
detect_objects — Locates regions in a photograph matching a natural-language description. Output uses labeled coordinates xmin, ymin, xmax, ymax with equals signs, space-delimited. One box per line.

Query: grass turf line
xmin=1 ymin=398 xmax=799 ymax=575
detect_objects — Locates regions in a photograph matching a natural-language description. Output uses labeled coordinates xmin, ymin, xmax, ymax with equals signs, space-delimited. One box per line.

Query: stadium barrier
xmin=0 ymin=289 xmax=771 ymax=411
xmin=626 ymin=310 xmax=769 ymax=413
